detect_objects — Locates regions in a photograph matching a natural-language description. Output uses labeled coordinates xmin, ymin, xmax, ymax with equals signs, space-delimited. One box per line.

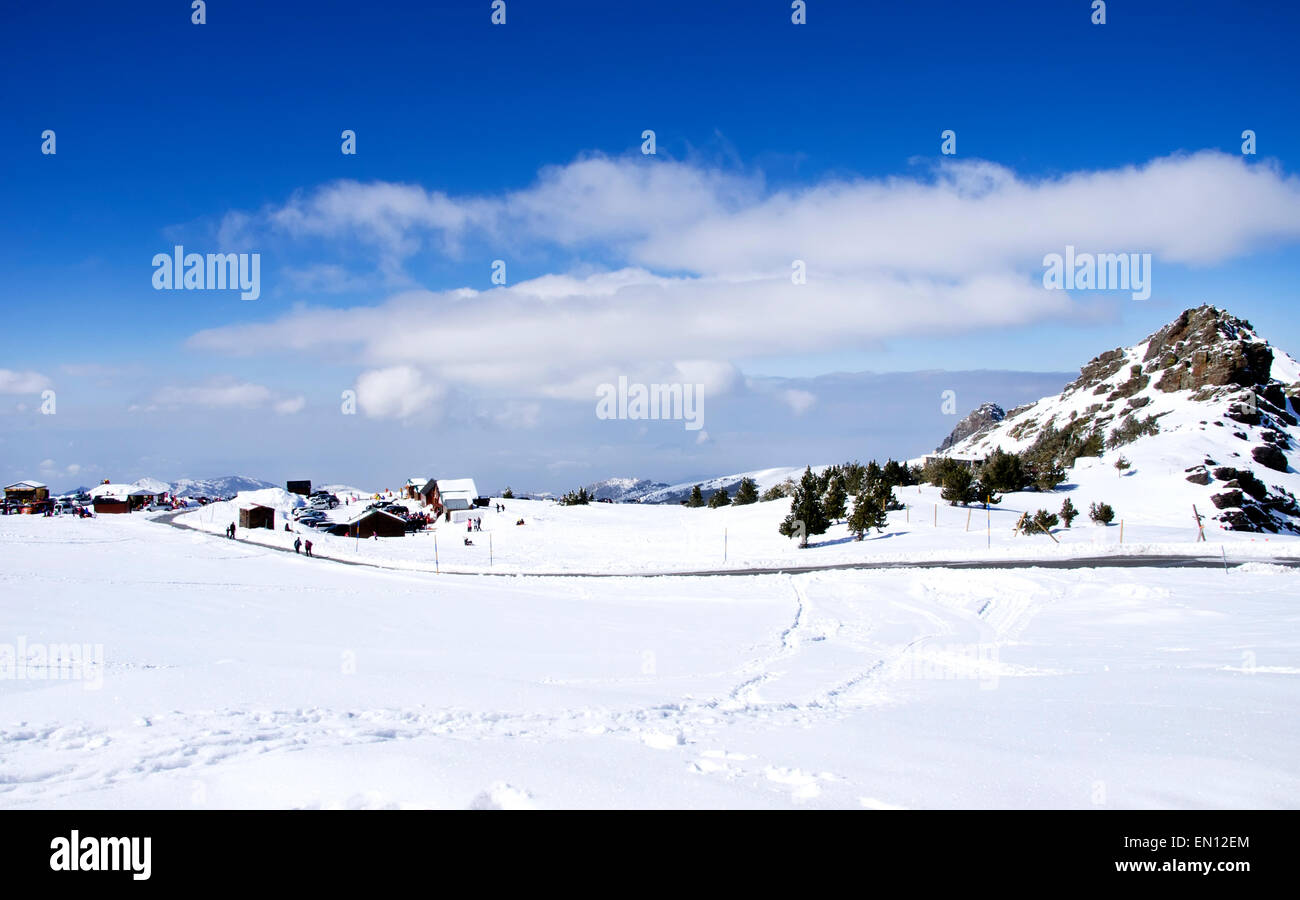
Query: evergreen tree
xmin=940 ymin=466 xmax=976 ymax=506
xmin=848 ymin=487 xmax=887 ymax=540
xmin=733 ymin=477 xmax=759 ymax=505
xmin=842 ymin=462 xmax=866 ymax=496
xmin=1114 ymin=455 xmax=1131 ymax=477
xmin=1089 ymin=501 xmax=1115 ymax=525
xmin=880 ymin=459 xmax=908 ymax=487
xmin=1059 ymin=497 xmax=1078 ymax=527
xmin=779 ymin=466 xmax=830 ymax=548
xmin=707 ymin=488 xmax=731 ymax=508
xmin=865 ymin=460 xmax=884 ymax=491
xmin=686 ymin=484 xmax=705 ymax=508
xmin=824 ymin=473 xmax=848 ymax=521
xmin=760 ymin=478 xmax=796 ymax=502
xmin=978 ymin=448 xmax=1028 ymax=493
xmin=501 ymin=487 xmax=514 ymax=499
xmin=1031 ymin=463 xmax=1067 ymax=492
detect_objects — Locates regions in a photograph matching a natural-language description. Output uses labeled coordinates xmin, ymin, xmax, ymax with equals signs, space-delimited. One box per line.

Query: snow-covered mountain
xmin=582 ymin=477 xmax=670 ymax=502
xmin=635 ymin=466 xmax=823 ymax=505
xmin=937 ymin=402 xmax=1005 ymax=452
xmin=171 ymin=475 xmax=278 ymax=498
xmin=945 ymin=305 xmax=1300 ymax=533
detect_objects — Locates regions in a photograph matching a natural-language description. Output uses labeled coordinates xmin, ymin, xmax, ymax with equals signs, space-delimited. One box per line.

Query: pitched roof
xmin=345 ymin=508 xmax=406 ymax=525
xmin=5 ymin=480 xmax=47 ymax=490
xmin=436 ymin=478 xmax=478 ymax=497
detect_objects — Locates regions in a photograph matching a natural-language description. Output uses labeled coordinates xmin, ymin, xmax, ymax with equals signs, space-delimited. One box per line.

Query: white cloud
xmin=354 ymin=366 xmax=445 ymax=420
xmin=152 ymin=380 xmax=274 ymax=409
xmin=0 ymin=369 xmax=52 ymax=394
xmin=189 ymin=150 xmax=1300 ymax=407
xmin=143 ymin=378 xmax=304 ymax=415
xmin=273 ymin=395 xmax=307 ymax=415
xmin=780 ymin=389 xmax=817 ymax=415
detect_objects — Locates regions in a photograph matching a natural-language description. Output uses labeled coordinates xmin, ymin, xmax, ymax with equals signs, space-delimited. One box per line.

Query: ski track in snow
xmin=3 ymin=515 xmax=1295 ymax=808
xmin=0 ymin=567 xmax=1016 ymax=808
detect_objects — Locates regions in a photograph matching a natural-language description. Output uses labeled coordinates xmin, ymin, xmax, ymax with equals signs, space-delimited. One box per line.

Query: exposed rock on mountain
xmin=937 ymin=402 xmax=1005 ymax=452
xmin=944 ymin=306 xmax=1300 ymax=533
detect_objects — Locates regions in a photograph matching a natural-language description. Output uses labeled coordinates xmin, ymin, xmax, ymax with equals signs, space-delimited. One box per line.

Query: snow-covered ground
xmin=174 ymin=469 xmax=1300 ymax=577
xmin=1 ymin=511 xmax=1297 ymax=808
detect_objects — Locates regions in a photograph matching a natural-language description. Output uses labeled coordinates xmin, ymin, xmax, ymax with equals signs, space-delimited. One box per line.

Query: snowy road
xmin=2 ymin=514 xmax=1297 ymax=808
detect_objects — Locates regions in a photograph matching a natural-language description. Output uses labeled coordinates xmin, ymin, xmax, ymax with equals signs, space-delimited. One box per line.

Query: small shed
xmin=239 ymin=504 xmax=275 ymax=530
xmin=344 ymin=508 xmax=407 ymax=539
xmin=128 ymin=489 xmax=156 ymax=511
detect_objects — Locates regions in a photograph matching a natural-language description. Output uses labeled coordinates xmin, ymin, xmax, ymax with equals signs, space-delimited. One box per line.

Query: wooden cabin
xmin=239 ymin=504 xmax=275 ymax=530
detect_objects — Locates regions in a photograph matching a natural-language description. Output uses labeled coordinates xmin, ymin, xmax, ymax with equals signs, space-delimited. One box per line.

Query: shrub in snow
xmin=1018 ymin=509 xmax=1059 ymax=536
xmin=1059 ymin=497 xmax=1079 ymax=528
xmin=1090 ymin=501 xmax=1115 ymax=525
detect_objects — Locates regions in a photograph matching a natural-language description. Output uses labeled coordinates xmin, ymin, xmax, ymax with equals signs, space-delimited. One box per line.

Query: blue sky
xmin=2 ymin=0 xmax=1299 ymax=492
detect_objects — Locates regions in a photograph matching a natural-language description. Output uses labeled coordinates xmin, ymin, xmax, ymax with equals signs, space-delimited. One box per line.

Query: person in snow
xmin=294 ymin=537 xmax=302 ymax=554
xmin=304 ymin=539 xmax=313 ymax=557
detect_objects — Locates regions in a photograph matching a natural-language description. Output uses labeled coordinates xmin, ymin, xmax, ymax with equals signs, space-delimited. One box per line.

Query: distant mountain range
xmin=65 ymin=475 xmax=278 ymax=498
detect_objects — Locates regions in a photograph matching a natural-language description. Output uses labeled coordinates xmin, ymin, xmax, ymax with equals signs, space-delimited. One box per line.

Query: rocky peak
xmin=937 ymin=402 xmax=1005 ymax=452
xmin=1142 ymin=305 xmax=1273 ymax=392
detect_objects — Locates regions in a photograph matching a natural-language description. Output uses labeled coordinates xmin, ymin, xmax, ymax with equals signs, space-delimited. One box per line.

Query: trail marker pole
xmin=966 ymin=508 xmax=972 ymax=532
xmin=1221 ymin=545 xmax=1228 ymax=574
xmin=987 ymin=501 xmax=991 ymax=549
xmin=1192 ymin=504 xmax=1206 ymax=542
xmin=434 ymin=534 xmax=439 ymax=574
xmin=1119 ymin=520 xmax=1124 ymax=544
xmin=934 ymin=504 xmax=937 ymax=527
xmin=724 ymin=528 xmax=728 ymax=563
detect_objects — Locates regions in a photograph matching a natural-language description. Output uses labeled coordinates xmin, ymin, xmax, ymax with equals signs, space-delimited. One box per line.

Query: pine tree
xmin=1032 ymin=463 xmax=1067 ymax=492
xmin=733 ymin=477 xmax=759 ymax=505
xmin=708 ymin=488 xmax=731 ymax=508
xmin=1059 ymin=497 xmax=1078 ymax=527
xmin=864 ymin=460 xmax=884 ymax=491
xmin=686 ymin=484 xmax=704 ymax=508
xmin=1089 ymin=501 xmax=1115 ymax=525
xmin=779 ymin=466 xmax=830 ymax=548
xmin=1114 ymin=455 xmax=1131 ymax=477
xmin=824 ymin=473 xmax=848 ymax=521
xmin=501 ymin=487 xmax=514 ymax=499
xmin=940 ymin=466 xmax=975 ymax=505
xmin=978 ymin=448 xmax=1027 ymax=493
xmin=848 ymin=486 xmax=888 ymax=540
